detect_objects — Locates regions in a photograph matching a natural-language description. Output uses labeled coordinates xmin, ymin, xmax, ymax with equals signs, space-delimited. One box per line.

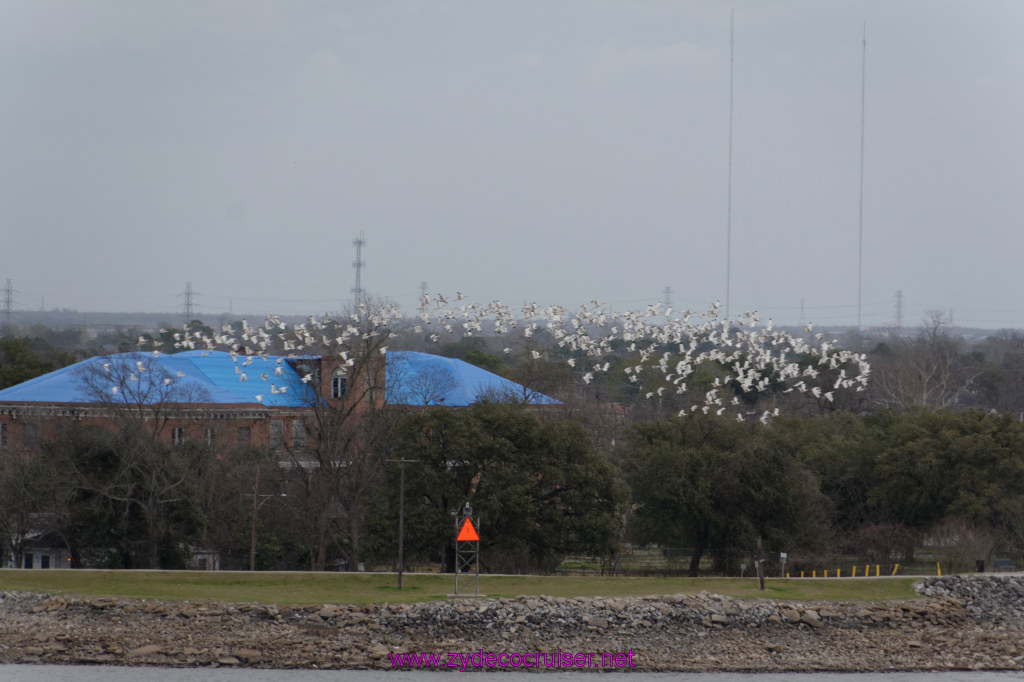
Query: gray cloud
xmin=1 ymin=1 xmax=1022 ymax=328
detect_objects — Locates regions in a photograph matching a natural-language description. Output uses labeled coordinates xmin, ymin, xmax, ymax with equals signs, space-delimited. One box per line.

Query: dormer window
xmin=331 ymin=368 xmax=347 ymax=398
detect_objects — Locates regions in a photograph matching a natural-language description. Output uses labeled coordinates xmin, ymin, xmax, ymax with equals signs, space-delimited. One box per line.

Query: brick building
xmin=0 ymin=348 xmax=558 ymax=569
xmin=0 ymin=349 xmax=557 ymax=453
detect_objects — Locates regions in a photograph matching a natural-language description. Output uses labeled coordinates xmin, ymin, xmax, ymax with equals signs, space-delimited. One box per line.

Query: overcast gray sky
xmin=2 ymin=1 xmax=1022 ymax=329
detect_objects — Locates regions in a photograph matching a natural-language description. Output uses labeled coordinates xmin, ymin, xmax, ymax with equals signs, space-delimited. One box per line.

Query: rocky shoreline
xmin=2 ymin=575 xmax=1024 ymax=672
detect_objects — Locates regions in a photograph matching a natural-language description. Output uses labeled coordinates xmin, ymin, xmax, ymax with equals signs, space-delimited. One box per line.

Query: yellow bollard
xmin=876 ymin=564 xmax=880 ymax=577
xmin=937 ymin=562 xmax=941 ymax=577
xmin=891 ymin=563 xmax=899 ymax=576
xmin=786 ymin=573 xmax=790 ymax=578
xmin=837 ymin=568 xmax=841 ymax=578
xmin=852 ymin=566 xmax=857 ymax=577
xmin=812 ymin=571 xmax=816 ymax=578
xmin=824 ymin=570 xmax=829 ymax=578
xmin=800 ymin=571 xmax=805 ymax=578
xmin=865 ymin=564 xmax=870 ymax=577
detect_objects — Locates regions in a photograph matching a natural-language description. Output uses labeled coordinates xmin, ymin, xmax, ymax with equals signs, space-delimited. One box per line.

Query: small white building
xmin=6 ymin=529 xmax=72 ymax=569
xmin=187 ymin=546 xmax=221 ymax=571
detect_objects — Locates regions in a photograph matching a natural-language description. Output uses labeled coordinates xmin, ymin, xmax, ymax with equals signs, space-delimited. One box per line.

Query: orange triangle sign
xmin=457 ymin=518 xmax=480 ymax=542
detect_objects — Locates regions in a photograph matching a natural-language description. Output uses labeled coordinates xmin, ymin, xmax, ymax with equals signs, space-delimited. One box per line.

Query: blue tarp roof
xmin=387 ymin=351 xmax=560 ymax=407
xmin=0 ymin=350 xmax=558 ymax=407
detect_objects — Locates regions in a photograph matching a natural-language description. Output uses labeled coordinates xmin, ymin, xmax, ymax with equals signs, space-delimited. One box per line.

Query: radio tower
xmin=856 ymin=25 xmax=867 ymax=331
xmin=725 ymin=8 xmax=735 ymax=319
xmin=662 ymin=286 xmax=673 ymax=308
xmin=181 ymin=282 xmax=199 ymax=323
xmin=894 ymin=290 xmax=904 ymax=332
xmin=352 ymin=231 xmax=366 ymax=302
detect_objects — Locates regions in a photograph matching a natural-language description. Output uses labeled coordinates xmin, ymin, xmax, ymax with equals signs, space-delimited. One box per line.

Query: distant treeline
xmin=1 ymin=317 xmax=1023 ymax=574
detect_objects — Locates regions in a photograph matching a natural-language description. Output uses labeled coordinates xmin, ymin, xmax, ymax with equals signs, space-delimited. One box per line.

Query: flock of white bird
xmin=147 ymin=293 xmax=870 ymax=421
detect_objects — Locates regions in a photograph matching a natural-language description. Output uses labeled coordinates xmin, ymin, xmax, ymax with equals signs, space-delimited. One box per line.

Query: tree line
xmin=1 ymin=313 xmax=1023 ymax=573
xmin=3 ymin=401 xmax=1021 ymax=574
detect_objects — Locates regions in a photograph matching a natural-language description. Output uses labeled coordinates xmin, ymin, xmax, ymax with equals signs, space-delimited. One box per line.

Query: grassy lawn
xmin=0 ymin=569 xmax=923 ymax=606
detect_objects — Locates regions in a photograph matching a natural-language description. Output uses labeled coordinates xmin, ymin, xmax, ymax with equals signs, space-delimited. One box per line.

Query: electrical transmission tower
xmin=2 ymin=279 xmax=14 ymax=328
xmin=894 ymin=290 xmax=904 ymax=332
xmin=352 ymin=231 xmax=366 ymax=301
xmin=181 ymin=282 xmax=199 ymax=324
xmin=662 ymin=286 xmax=673 ymax=308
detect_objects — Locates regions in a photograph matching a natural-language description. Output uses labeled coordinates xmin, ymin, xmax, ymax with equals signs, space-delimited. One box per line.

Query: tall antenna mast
xmin=857 ymin=24 xmax=867 ymax=330
xmin=725 ymin=8 xmax=735 ymax=318
xmin=894 ymin=289 xmax=904 ymax=332
xmin=352 ymin=231 xmax=366 ymax=301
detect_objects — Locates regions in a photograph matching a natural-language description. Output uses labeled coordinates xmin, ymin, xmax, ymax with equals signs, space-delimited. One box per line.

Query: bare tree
xmin=73 ymin=353 xmax=212 ymax=438
xmin=272 ymin=299 xmax=404 ymax=571
xmin=58 ymin=354 xmax=215 ymax=567
xmin=0 ymin=442 xmax=47 ymax=568
xmin=401 ymin=364 xmax=456 ymax=406
xmin=871 ymin=311 xmax=979 ymax=410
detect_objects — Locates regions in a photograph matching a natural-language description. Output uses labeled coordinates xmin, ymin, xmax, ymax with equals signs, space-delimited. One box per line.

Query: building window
xmin=269 ymin=420 xmax=283 ymax=449
xmin=23 ymin=423 xmax=39 ymax=450
xmin=0 ymin=422 xmax=6 ymax=447
xmin=172 ymin=427 xmax=186 ymax=445
xmin=204 ymin=428 xmax=216 ymax=446
xmin=237 ymin=426 xmax=251 ymax=446
xmin=41 ymin=555 xmax=50 ymax=569
xmin=332 ymin=375 xmax=346 ymax=399
xmin=292 ymin=419 xmax=306 ymax=448
xmin=24 ymin=553 xmax=33 ymax=569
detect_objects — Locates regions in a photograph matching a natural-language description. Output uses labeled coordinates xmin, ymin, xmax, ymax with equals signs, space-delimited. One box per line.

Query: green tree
xmin=970 ymin=330 xmax=1024 ymax=414
xmin=0 ymin=336 xmax=76 ymax=390
xmin=867 ymin=409 xmax=1024 ymax=537
xmin=780 ymin=412 xmax=879 ymax=533
xmin=37 ymin=424 xmax=208 ymax=568
xmin=373 ymin=403 xmax=625 ymax=573
xmin=0 ymin=439 xmax=54 ymax=568
xmin=620 ymin=413 xmax=830 ymax=576
xmin=34 ymin=353 xmax=221 ymax=568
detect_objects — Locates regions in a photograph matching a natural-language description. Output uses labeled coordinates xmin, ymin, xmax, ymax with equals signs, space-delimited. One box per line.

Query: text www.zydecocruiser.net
xmin=389 ymin=649 xmax=637 ymax=670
